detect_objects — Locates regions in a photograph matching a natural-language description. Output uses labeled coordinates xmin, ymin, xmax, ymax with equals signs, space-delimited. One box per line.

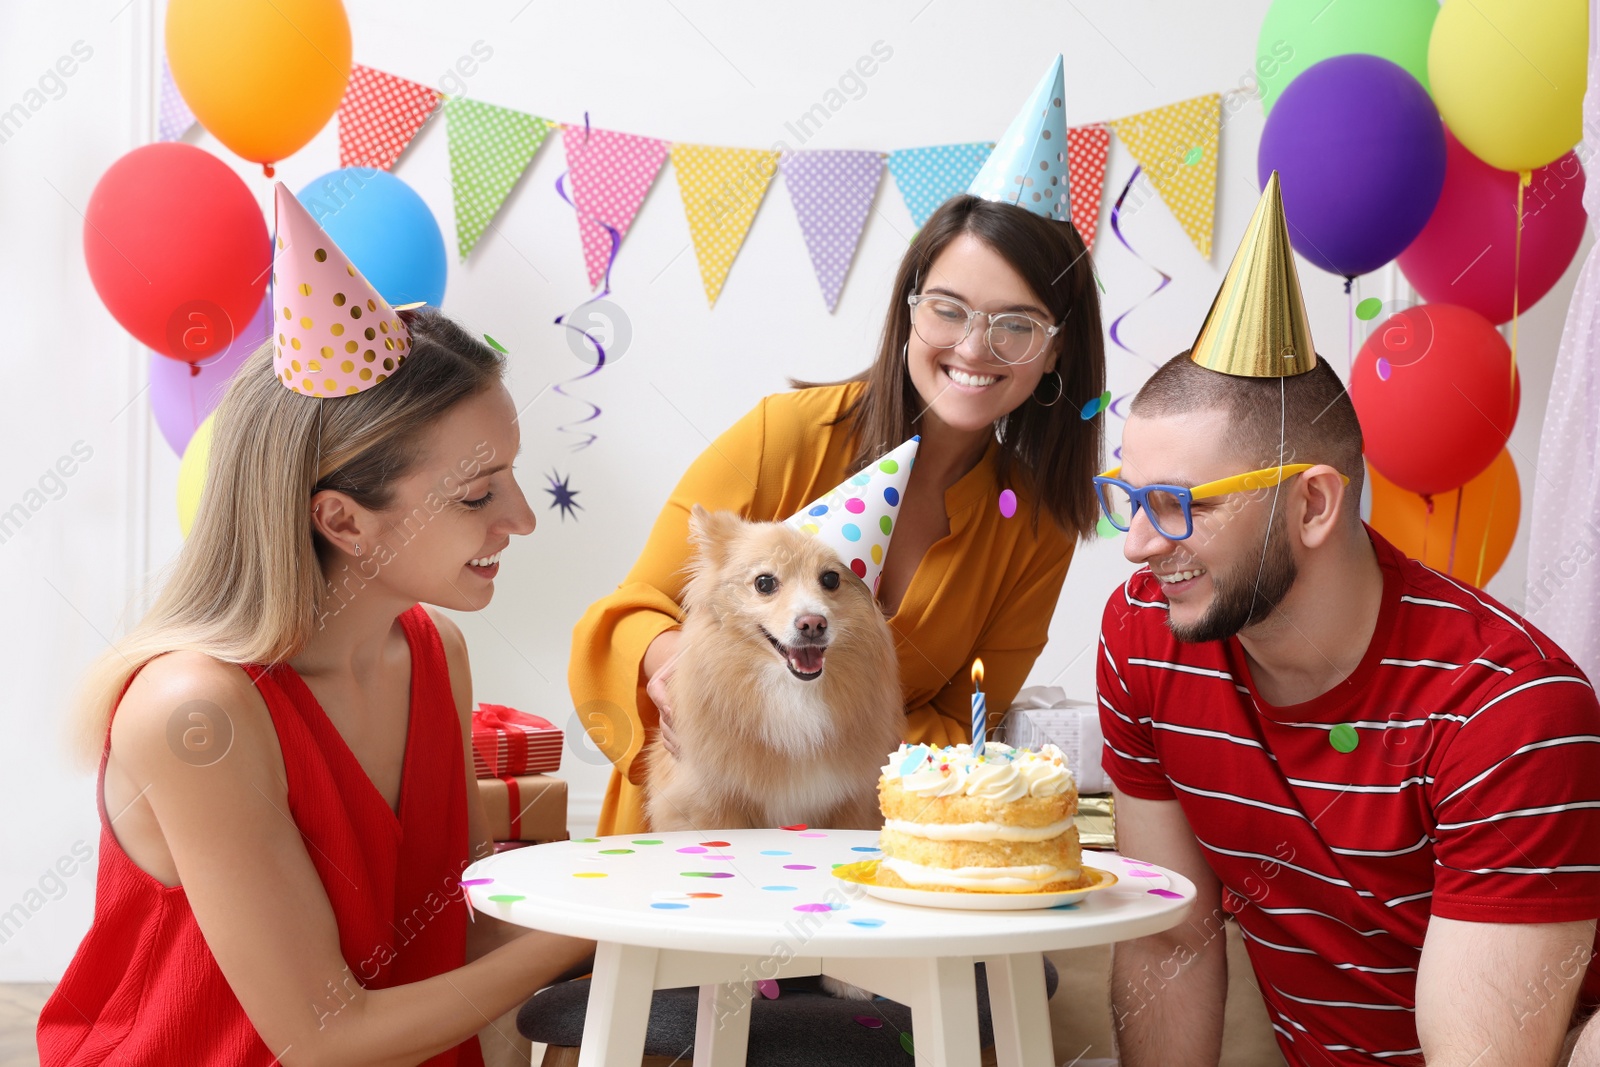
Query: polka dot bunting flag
xmin=671 ymin=144 xmax=781 ymax=307
xmin=785 ymin=436 xmax=919 ymax=594
xmin=1108 ymin=94 xmax=1221 ymax=259
xmin=887 ymin=143 xmax=993 ymax=229
xmin=337 ymin=65 xmax=441 ymax=172
xmin=779 ymin=149 xmax=884 ymax=312
xmin=562 ymin=124 xmax=671 ymax=289
xmin=270 ymin=183 xmax=411 ymax=397
xmin=445 ymin=98 xmax=553 ymax=261
xmin=967 ymin=55 xmax=1072 ymax=223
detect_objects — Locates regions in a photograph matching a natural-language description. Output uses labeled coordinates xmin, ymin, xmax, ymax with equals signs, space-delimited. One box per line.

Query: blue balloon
xmin=295 ymin=168 xmax=447 ymax=307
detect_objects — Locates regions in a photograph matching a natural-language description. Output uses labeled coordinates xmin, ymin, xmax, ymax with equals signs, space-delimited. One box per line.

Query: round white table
xmin=464 ymin=828 xmax=1195 ymax=1067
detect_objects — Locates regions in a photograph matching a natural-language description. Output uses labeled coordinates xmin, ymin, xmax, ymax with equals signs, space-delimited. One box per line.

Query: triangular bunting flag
xmin=337 ymin=65 xmax=441 ymax=171
xmin=562 ymin=125 xmax=671 ymax=288
xmin=158 ymin=57 xmax=197 ymax=143
xmin=445 ymin=98 xmax=552 ymax=261
xmin=1066 ymin=125 xmax=1111 ymax=250
xmin=1110 ymin=94 xmax=1221 ymax=259
xmin=887 ymin=143 xmax=992 ymax=229
xmin=780 ymin=150 xmax=883 ymax=313
xmin=671 ymin=144 xmax=779 ymax=307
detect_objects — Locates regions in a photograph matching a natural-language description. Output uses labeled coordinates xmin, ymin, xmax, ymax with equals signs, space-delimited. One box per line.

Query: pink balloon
xmin=148 ymin=295 xmax=269 ymax=455
xmin=1398 ymin=130 xmax=1586 ymax=325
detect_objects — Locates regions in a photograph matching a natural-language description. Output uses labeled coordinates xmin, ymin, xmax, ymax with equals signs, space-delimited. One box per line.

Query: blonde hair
xmin=72 ymin=309 xmax=505 ymax=762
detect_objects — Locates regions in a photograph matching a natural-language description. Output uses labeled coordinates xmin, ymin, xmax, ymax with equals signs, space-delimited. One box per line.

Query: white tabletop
xmin=463 ymin=828 xmax=1196 ymax=957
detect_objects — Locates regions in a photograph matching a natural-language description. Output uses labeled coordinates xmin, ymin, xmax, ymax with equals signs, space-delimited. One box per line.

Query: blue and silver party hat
xmin=967 ymin=55 xmax=1071 ymax=222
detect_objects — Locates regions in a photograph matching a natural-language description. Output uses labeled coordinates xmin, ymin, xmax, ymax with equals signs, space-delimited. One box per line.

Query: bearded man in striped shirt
xmin=1096 ymin=177 xmax=1600 ymax=1067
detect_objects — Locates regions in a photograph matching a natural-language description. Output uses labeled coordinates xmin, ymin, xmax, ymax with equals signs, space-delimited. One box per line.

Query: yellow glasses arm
xmin=1189 ymin=464 xmax=1350 ymax=501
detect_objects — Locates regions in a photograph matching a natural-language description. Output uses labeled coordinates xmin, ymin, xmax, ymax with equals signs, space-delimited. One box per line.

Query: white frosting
xmin=881 ymin=856 xmax=1080 ymax=891
xmin=882 ymin=742 xmax=1073 ymax=800
xmin=883 ymin=816 xmax=1077 ymax=842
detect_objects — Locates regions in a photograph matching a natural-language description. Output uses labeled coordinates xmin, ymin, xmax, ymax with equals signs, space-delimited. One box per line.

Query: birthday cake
xmin=876 ymin=742 xmax=1085 ymax=893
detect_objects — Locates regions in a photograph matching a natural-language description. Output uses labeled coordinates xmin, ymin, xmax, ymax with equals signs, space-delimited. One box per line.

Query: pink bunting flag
xmin=1067 ymin=126 xmax=1111 ymax=250
xmin=337 ymin=65 xmax=441 ymax=171
xmin=157 ymin=57 xmax=196 ymax=143
xmin=780 ymin=150 xmax=883 ymax=313
xmin=561 ymin=125 xmax=670 ymax=288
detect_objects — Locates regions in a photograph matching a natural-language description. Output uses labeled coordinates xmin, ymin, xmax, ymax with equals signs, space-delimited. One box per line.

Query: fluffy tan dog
xmin=643 ymin=505 xmax=903 ymax=833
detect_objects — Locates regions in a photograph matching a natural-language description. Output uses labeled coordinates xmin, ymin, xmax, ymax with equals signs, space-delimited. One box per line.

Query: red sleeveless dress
xmin=38 ymin=605 xmax=486 ymax=1067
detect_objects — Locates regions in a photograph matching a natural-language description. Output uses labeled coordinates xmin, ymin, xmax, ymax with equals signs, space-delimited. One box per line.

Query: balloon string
xmin=1420 ymin=493 xmax=1434 ymax=564
xmin=1346 ymin=278 xmax=1355 ymax=377
xmin=550 ymin=112 xmax=622 ymax=452
xmin=1473 ymin=458 xmax=1505 ymax=588
xmin=1512 ymin=171 xmax=1529 ymax=410
xmin=1446 ymin=482 xmax=1463 ymax=577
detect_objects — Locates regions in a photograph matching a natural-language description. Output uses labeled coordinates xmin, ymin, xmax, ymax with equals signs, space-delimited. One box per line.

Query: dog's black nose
xmin=795 ymin=614 xmax=827 ymax=637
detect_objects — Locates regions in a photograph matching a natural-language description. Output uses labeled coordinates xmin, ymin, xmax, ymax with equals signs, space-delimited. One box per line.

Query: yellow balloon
xmin=177 ymin=412 xmax=216 ymax=538
xmin=166 ymin=0 xmax=352 ymax=167
xmin=1428 ymin=0 xmax=1587 ymax=172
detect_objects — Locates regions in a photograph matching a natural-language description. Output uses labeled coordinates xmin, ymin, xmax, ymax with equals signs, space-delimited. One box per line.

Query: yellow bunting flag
xmin=1110 ymin=94 xmax=1221 ymax=259
xmin=671 ymin=144 xmax=780 ymax=307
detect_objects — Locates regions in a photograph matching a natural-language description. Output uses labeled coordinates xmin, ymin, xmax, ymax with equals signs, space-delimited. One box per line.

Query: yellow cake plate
xmin=832 ymin=859 xmax=1118 ymax=912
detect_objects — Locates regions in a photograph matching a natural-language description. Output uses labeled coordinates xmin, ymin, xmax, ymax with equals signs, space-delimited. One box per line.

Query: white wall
xmin=1 ymin=0 xmax=1584 ymax=979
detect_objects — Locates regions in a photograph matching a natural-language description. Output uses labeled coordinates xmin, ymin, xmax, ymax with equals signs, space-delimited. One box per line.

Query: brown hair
xmin=794 ymin=194 xmax=1106 ymax=540
xmin=71 ymin=309 xmax=505 ymax=760
xmin=1131 ymin=352 xmax=1365 ymax=513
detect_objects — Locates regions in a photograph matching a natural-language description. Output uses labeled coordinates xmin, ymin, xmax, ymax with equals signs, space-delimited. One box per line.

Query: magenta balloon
xmin=149 ymin=295 xmax=269 ymax=455
xmin=1398 ymin=131 xmax=1586 ymax=325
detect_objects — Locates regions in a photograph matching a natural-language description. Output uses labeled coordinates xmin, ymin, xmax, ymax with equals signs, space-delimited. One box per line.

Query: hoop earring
xmin=353 ymin=543 xmax=362 ymax=556
xmin=901 ymin=341 xmax=909 ymax=365
xmin=1034 ymin=370 xmax=1064 ymax=407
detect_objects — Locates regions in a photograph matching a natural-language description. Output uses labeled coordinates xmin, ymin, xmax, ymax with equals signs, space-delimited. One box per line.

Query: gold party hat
xmin=1188 ymin=171 xmax=1315 ymax=378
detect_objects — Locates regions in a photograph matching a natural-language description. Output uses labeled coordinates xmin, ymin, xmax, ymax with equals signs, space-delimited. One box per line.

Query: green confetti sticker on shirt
xmin=1355 ymin=298 xmax=1385 ymax=321
xmin=1329 ymin=723 xmax=1359 ymax=753
xmin=900 ymin=1031 xmax=915 ymax=1055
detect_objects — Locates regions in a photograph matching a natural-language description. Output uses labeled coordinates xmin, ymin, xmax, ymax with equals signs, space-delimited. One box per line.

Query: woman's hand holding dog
xmin=633 ymin=629 xmax=684 ymax=785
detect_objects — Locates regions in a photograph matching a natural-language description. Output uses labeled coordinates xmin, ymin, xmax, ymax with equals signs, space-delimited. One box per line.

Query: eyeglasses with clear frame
xmin=907 ymin=292 xmax=1061 ymax=366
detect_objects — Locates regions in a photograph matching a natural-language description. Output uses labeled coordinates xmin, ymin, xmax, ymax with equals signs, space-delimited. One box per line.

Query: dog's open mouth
xmin=762 ymin=629 xmax=827 ymax=681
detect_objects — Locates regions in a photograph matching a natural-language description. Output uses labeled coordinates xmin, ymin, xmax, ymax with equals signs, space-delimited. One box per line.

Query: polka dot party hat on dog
xmin=967 ymin=55 xmax=1071 ymax=222
xmin=271 ymin=182 xmax=412 ymax=396
xmin=785 ymin=436 xmax=919 ymax=593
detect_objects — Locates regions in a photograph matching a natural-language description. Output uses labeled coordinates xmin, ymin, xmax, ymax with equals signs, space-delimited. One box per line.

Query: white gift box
xmin=999 ymin=685 xmax=1109 ymax=795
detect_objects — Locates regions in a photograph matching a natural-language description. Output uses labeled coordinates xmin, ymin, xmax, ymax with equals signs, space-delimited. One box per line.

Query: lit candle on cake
xmin=971 ymin=658 xmax=986 ymax=757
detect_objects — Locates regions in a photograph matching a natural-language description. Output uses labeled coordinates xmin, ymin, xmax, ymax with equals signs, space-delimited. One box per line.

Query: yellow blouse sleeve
xmin=902 ymin=537 xmax=1075 ymax=746
xmin=568 ymin=398 xmax=770 ymax=789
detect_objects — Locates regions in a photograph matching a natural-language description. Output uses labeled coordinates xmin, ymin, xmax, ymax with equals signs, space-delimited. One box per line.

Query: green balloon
xmin=1256 ymin=0 xmax=1438 ymax=113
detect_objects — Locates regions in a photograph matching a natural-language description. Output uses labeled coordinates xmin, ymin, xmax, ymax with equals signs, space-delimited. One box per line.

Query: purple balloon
xmin=149 ymin=295 xmax=269 ymax=455
xmin=1258 ymin=54 xmax=1446 ymax=278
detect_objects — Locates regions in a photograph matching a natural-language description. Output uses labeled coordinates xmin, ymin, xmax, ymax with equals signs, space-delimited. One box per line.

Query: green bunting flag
xmin=445 ymin=98 xmax=553 ymax=260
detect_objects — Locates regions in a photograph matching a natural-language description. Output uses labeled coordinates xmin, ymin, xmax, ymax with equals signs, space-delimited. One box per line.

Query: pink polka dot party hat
xmin=270 ymin=182 xmax=412 ymax=397
xmin=967 ymin=54 xmax=1071 ymax=222
xmin=785 ymin=436 xmax=919 ymax=593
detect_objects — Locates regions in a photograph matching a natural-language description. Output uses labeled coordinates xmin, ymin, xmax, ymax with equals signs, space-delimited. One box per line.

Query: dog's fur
xmin=643 ymin=505 xmax=903 ymax=834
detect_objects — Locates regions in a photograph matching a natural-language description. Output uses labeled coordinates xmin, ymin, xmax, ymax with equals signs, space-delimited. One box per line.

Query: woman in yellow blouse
xmin=571 ymin=178 xmax=1107 ymax=834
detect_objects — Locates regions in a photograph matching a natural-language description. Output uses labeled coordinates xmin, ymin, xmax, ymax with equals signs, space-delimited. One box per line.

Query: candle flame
xmin=971 ymin=658 xmax=984 ymax=687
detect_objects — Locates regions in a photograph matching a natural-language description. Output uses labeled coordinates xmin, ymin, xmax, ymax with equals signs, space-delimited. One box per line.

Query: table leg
xmin=916 ymin=956 xmax=984 ymax=1067
xmin=980 ymin=953 xmax=1054 ymax=1067
xmin=576 ymin=941 xmax=659 ymax=1067
xmin=693 ymin=980 xmax=753 ymax=1067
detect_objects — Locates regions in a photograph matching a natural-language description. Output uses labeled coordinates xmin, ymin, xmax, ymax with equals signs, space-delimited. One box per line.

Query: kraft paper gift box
xmin=478 ymin=774 xmax=568 ymax=842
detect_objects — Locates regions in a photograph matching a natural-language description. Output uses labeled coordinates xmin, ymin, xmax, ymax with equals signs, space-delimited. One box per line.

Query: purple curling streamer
xmin=1107 ymin=166 xmax=1171 ymax=372
xmin=551 ymin=113 xmax=624 ymax=451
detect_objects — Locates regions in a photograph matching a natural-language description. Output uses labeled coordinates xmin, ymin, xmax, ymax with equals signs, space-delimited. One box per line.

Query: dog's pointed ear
xmin=686 ymin=504 xmax=740 ymax=567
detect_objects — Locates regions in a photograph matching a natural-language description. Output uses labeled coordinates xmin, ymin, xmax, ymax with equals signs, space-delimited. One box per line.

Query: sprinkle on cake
xmin=876 ymin=741 xmax=1086 ymax=892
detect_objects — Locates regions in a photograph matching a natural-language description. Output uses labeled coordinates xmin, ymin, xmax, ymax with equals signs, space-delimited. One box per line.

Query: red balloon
xmin=1350 ymin=304 xmax=1520 ymax=496
xmin=1397 ymin=130 xmax=1586 ymax=325
xmin=84 ymin=143 xmax=269 ymax=363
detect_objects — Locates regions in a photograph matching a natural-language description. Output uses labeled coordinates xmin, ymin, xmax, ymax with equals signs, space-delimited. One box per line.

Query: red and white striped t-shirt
xmin=1099 ymin=526 xmax=1600 ymax=1067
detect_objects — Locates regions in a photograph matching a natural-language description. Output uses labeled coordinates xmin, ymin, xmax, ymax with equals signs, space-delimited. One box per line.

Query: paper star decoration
xmin=545 ymin=471 xmax=582 ymax=521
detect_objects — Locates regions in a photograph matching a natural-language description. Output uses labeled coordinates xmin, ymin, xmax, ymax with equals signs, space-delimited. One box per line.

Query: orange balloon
xmin=1368 ymin=449 xmax=1520 ymax=586
xmin=166 ymin=0 xmax=351 ymax=168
